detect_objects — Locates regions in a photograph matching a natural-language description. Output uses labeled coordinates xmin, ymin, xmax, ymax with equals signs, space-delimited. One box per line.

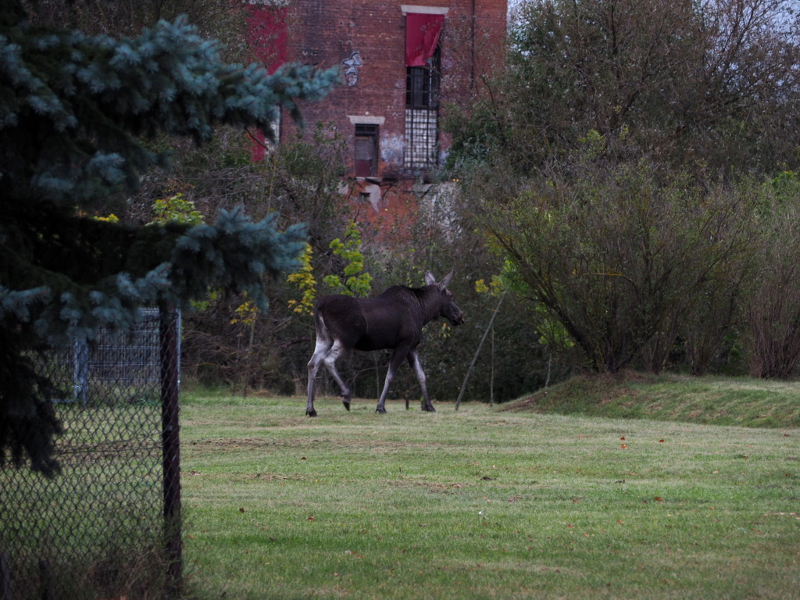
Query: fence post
xmin=0 ymin=551 xmax=11 ymax=600
xmin=38 ymin=559 xmax=53 ymax=600
xmin=159 ymin=305 xmax=182 ymax=592
xmin=73 ymin=338 xmax=88 ymax=405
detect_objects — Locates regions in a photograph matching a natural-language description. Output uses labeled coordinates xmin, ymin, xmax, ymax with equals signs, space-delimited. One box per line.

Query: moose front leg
xmin=407 ymin=348 xmax=435 ymax=412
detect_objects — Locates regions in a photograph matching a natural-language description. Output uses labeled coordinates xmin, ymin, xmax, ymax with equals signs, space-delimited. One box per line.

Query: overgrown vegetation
xmin=446 ymin=0 xmax=800 ymax=380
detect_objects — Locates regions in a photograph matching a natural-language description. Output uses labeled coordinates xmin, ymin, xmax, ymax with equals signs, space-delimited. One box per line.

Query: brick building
xmin=247 ymin=0 xmax=507 ymax=235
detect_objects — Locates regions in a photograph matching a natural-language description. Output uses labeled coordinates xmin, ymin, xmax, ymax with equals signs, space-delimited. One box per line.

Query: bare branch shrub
xmin=745 ymin=174 xmax=800 ymax=378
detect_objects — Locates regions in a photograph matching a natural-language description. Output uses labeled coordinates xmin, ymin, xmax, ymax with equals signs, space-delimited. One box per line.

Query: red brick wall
xmin=249 ymin=0 xmax=507 ymax=232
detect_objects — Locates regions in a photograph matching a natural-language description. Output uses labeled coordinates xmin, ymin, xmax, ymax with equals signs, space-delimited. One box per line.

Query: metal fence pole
xmin=73 ymin=338 xmax=89 ymax=404
xmin=159 ymin=305 xmax=182 ymax=592
xmin=0 ymin=552 xmax=11 ymax=600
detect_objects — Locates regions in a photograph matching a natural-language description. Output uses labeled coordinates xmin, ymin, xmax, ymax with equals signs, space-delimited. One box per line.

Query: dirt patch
xmin=187 ymin=437 xmax=333 ymax=450
xmin=384 ymin=479 xmax=469 ymax=493
xmin=187 ymin=436 xmax=430 ymax=453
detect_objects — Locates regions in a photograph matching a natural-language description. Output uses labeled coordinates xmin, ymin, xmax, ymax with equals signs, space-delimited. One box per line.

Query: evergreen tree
xmin=0 ymin=1 xmax=339 ymax=475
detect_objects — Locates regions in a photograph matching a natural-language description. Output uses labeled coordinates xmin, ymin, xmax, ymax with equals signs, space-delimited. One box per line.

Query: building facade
xmin=248 ymin=0 xmax=507 ymax=233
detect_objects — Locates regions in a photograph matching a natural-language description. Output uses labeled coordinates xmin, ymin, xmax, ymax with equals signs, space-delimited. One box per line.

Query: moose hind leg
xmin=306 ymin=337 xmax=332 ymax=417
xmin=408 ymin=349 xmax=435 ymax=412
xmin=376 ymin=349 xmax=407 ymax=414
xmin=322 ymin=339 xmax=353 ymax=411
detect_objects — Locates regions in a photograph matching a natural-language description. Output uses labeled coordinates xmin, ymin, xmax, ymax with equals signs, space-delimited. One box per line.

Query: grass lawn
xmin=182 ymin=388 xmax=799 ymax=600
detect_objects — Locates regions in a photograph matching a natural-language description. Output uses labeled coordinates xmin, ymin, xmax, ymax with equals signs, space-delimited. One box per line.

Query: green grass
xmin=182 ymin=386 xmax=800 ymax=600
xmin=502 ymin=371 xmax=800 ymax=428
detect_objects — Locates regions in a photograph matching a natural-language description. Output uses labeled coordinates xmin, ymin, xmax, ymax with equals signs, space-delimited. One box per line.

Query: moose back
xmin=305 ymin=272 xmax=465 ymax=416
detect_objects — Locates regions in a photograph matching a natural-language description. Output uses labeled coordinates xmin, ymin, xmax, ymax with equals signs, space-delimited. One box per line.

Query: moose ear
xmin=425 ymin=272 xmax=437 ymax=286
xmin=438 ymin=271 xmax=454 ymax=290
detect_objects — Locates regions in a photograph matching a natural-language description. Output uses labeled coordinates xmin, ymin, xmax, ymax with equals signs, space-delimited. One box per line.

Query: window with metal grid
xmin=405 ymin=48 xmax=440 ymax=169
xmin=405 ymin=108 xmax=439 ymax=170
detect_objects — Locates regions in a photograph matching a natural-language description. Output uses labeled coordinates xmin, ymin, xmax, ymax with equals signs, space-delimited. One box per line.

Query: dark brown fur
xmin=305 ymin=272 xmax=464 ymax=416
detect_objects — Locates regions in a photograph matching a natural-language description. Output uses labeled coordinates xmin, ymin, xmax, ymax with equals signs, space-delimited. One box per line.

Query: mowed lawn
xmin=181 ymin=392 xmax=799 ymax=600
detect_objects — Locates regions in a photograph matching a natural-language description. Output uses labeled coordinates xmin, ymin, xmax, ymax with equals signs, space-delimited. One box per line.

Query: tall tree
xmin=447 ymin=0 xmax=800 ymax=175
xmin=0 ymin=0 xmax=339 ymax=475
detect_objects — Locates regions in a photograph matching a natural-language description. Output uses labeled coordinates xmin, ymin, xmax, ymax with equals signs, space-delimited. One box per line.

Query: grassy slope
xmin=501 ymin=372 xmax=800 ymax=429
xmin=182 ymin=385 xmax=800 ymax=600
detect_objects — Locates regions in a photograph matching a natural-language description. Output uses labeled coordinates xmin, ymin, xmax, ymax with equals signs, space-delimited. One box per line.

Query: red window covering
xmin=246 ymin=6 xmax=287 ymax=161
xmin=405 ymin=13 xmax=444 ymax=67
xmin=246 ymin=6 xmax=288 ymax=75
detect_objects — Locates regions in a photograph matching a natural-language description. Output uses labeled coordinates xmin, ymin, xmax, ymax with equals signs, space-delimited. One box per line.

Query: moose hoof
xmin=306 ymin=409 xmax=318 ymax=417
xmin=342 ymin=400 xmax=351 ymax=412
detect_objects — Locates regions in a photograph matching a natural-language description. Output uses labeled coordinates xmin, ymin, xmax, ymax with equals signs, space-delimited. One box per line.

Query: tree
xmin=447 ymin=0 xmax=800 ymax=176
xmin=23 ymin=0 xmax=253 ymax=62
xmin=471 ymin=150 xmax=758 ymax=373
xmin=0 ymin=0 xmax=339 ymax=475
xmin=443 ymin=0 xmax=799 ymax=378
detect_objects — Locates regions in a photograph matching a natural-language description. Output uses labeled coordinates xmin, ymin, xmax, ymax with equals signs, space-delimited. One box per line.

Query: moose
xmin=305 ymin=272 xmax=465 ymax=416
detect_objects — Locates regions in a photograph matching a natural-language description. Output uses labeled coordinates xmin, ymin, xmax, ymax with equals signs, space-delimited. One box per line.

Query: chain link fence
xmin=0 ymin=308 xmax=181 ymax=600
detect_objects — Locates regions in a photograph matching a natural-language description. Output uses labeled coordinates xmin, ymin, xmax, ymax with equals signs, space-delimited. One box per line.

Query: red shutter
xmin=405 ymin=13 xmax=444 ymax=67
xmin=246 ymin=6 xmax=288 ymax=75
xmin=246 ymin=6 xmax=287 ymax=161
